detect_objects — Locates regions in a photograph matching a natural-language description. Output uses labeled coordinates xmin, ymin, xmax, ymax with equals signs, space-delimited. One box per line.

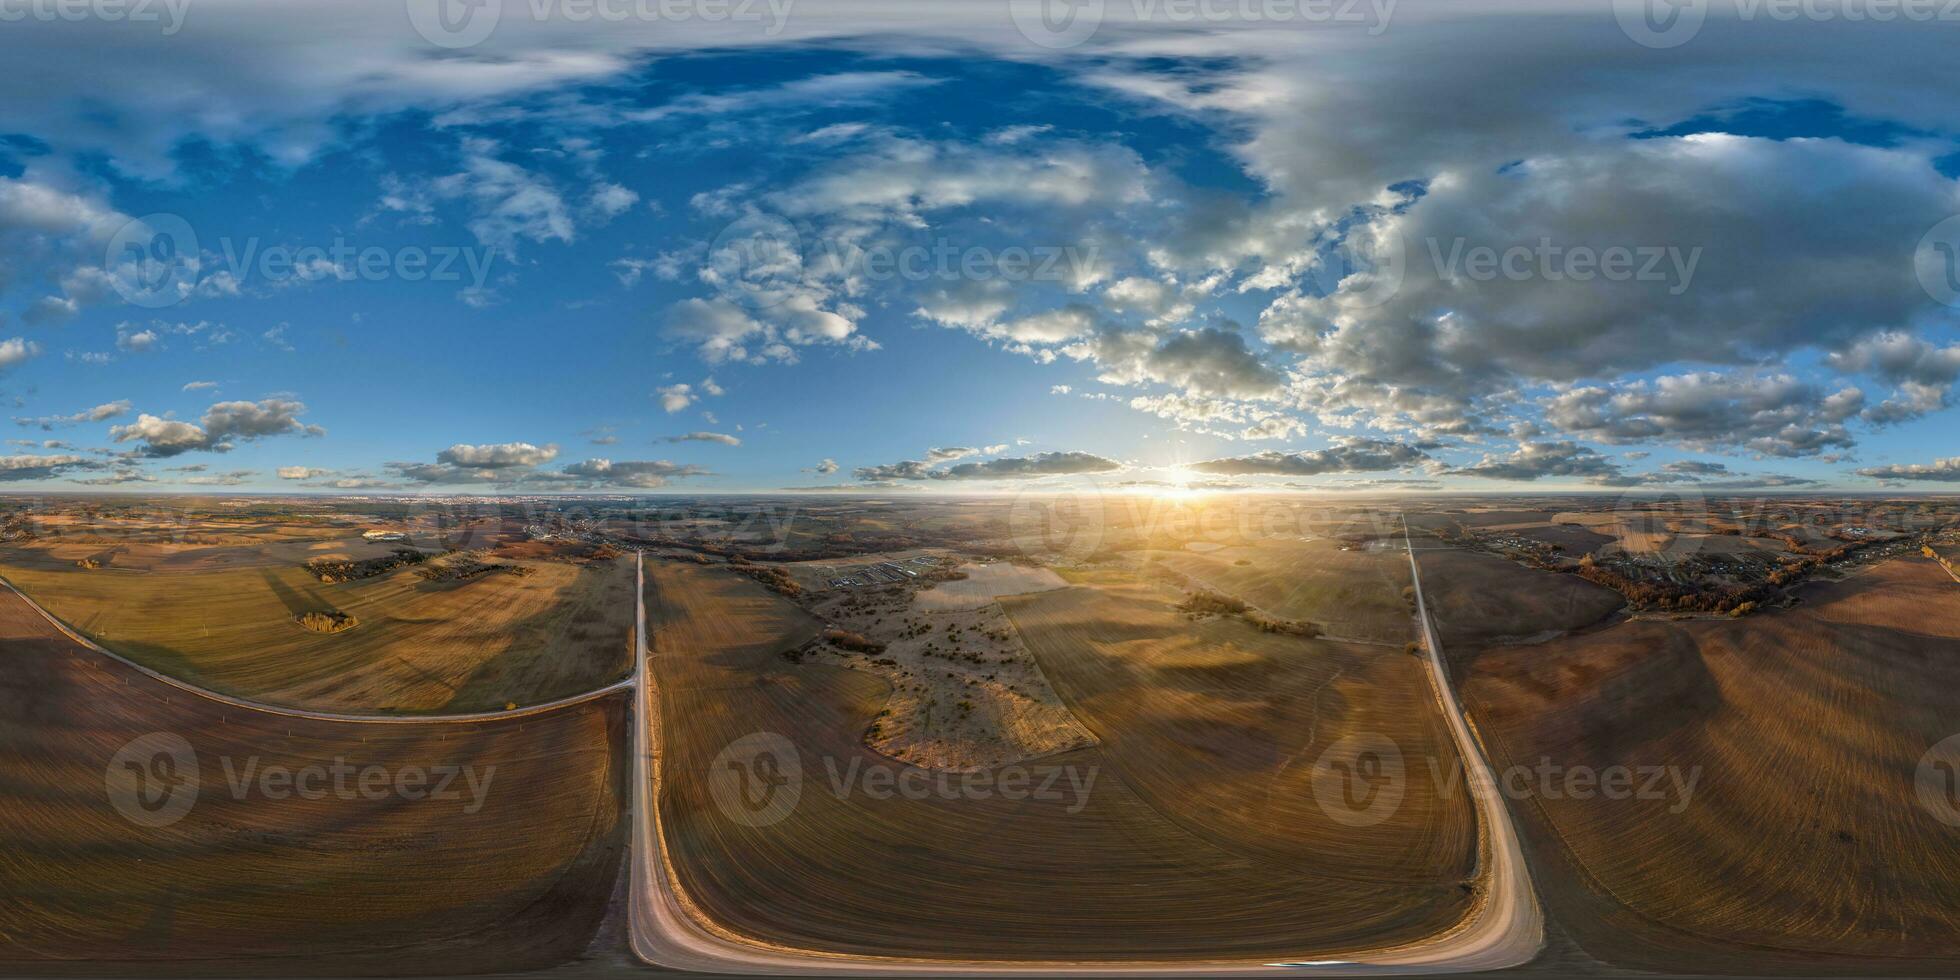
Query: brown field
xmin=0 ymin=539 xmax=633 ymax=714
xmin=1138 ymin=537 xmax=1416 ymax=644
xmin=650 ymin=559 xmax=1477 ymax=961
xmin=1511 ymin=523 xmax=1616 ymax=555
xmin=1416 ymin=549 xmax=1624 ymax=650
xmin=1461 ymin=558 xmax=1960 ymax=971
xmin=0 ymin=586 xmax=627 ymax=975
xmin=910 ymin=561 xmax=1067 ymax=610
xmin=1445 ymin=509 xmax=1558 ymax=528
xmin=1002 ymin=577 xmax=1475 ymax=878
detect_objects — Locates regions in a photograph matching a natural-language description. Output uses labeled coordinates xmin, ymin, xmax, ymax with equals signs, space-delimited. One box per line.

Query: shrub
xmin=1178 ymin=589 xmax=1248 ymax=616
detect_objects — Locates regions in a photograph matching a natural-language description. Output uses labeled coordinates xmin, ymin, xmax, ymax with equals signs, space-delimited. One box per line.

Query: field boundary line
xmin=0 ymin=572 xmax=631 ymax=725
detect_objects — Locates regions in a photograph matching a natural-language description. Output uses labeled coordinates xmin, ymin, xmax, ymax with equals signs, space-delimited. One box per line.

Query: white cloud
xmin=857 ymin=450 xmax=1121 ymax=481
xmin=111 ymin=398 xmax=322 ymax=457
xmin=436 ymin=441 xmax=559 ymax=468
xmin=0 ymin=338 xmax=43 ymax=373
xmin=558 ymin=457 xmax=709 ymax=489
xmin=1857 ymin=457 xmax=1960 ymax=483
xmin=14 ymin=399 xmax=131 ymax=430
xmin=115 ymin=326 xmax=159 ymax=353
xmin=1190 ymin=439 xmax=1430 ymax=477
xmin=656 ymin=383 xmax=695 ymax=413
xmin=659 ymin=431 xmax=740 ymax=446
xmin=0 ymin=453 xmax=97 ymax=482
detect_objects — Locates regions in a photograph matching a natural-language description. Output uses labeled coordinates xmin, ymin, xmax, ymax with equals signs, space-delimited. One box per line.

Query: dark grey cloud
xmin=935 ymin=451 xmax=1121 ymax=479
xmin=1543 ymin=373 xmax=1862 ymax=458
xmin=391 ymin=450 xmax=708 ymax=488
xmin=559 ymin=458 xmax=710 ymax=489
xmin=1188 ymin=439 xmax=1431 ymax=477
xmin=1453 ymin=441 xmax=1624 ymax=483
xmin=1086 ymin=325 xmax=1285 ymax=401
xmin=0 ymin=453 xmax=98 ymax=482
xmin=1661 ymin=460 xmax=1730 ymax=476
xmin=856 ymin=450 xmax=1120 ymax=481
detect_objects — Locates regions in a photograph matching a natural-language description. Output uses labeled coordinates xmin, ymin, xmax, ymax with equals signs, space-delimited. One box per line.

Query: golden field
xmin=1137 ymin=537 xmax=1418 ymax=645
xmin=0 ymin=534 xmax=633 ymax=714
xmin=0 ymin=585 xmax=628 ymax=974
xmin=1461 ymin=558 xmax=1960 ymax=971
xmin=648 ymin=559 xmax=1478 ymax=961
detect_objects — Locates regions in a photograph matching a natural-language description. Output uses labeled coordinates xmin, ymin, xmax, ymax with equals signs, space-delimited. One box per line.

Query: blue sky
xmin=0 ymin=1 xmax=1957 ymax=492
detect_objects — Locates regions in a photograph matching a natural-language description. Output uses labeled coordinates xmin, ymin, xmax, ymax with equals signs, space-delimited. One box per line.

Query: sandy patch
xmin=912 ymin=561 xmax=1068 ymax=610
xmin=800 ymin=580 xmax=1095 ymax=771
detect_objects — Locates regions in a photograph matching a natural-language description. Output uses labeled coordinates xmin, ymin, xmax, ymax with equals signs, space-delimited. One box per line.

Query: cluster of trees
xmin=306 ymin=548 xmax=426 ymax=583
xmin=1245 ymin=612 xmax=1322 ymax=637
xmin=821 ymin=627 xmax=886 ymax=653
xmin=1178 ymin=589 xmax=1249 ymax=617
xmin=729 ymin=559 xmax=802 ymax=597
xmin=1179 ymin=588 xmax=1323 ymax=637
xmin=1571 ymin=560 xmax=1781 ymax=615
xmin=415 ymin=554 xmax=529 ymax=582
